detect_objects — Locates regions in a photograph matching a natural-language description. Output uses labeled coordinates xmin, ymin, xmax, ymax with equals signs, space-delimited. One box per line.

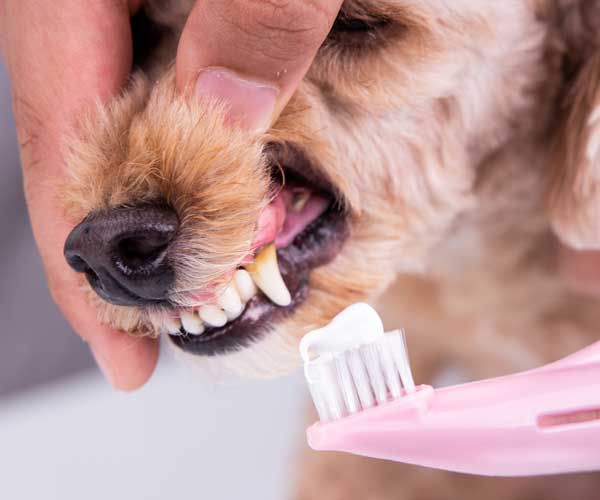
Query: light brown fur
xmin=63 ymin=0 xmax=600 ymax=498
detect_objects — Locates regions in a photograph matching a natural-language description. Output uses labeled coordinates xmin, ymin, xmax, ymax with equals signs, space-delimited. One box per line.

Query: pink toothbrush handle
xmin=307 ymin=341 xmax=600 ymax=476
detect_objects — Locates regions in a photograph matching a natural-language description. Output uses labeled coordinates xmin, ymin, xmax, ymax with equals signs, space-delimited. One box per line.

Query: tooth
xmin=163 ymin=317 xmax=182 ymax=335
xmin=217 ymin=282 xmax=243 ymax=320
xmin=291 ymin=190 xmax=311 ymax=212
xmin=198 ymin=305 xmax=228 ymax=328
xmin=226 ymin=305 xmax=243 ymax=321
xmin=234 ymin=269 xmax=258 ymax=303
xmin=245 ymin=243 xmax=291 ymax=306
xmin=180 ymin=311 xmax=205 ymax=335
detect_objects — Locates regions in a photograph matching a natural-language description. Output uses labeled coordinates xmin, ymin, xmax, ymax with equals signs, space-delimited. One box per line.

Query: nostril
xmin=116 ymin=233 xmax=171 ymax=272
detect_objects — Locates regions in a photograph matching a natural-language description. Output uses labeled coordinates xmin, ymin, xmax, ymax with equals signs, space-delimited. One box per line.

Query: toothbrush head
xmin=300 ymin=303 xmax=416 ymax=422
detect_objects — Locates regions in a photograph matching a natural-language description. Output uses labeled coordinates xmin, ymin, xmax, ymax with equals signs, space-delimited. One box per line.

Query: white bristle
xmin=378 ymin=339 xmax=402 ymax=399
xmin=305 ymin=359 xmax=346 ymax=421
xmin=361 ymin=343 xmax=388 ymax=405
xmin=389 ymin=332 xmax=416 ymax=393
xmin=334 ymin=353 xmax=360 ymax=415
xmin=307 ymin=378 xmax=330 ymax=422
xmin=348 ymin=348 xmax=375 ymax=411
xmin=303 ymin=329 xmax=416 ymax=422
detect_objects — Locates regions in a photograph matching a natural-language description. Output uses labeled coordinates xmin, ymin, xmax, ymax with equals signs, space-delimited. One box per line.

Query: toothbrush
xmin=300 ymin=303 xmax=600 ymax=476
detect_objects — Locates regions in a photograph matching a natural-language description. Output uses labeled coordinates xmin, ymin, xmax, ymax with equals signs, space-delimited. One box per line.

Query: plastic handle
xmin=307 ymin=342 xmax=600 ymax=476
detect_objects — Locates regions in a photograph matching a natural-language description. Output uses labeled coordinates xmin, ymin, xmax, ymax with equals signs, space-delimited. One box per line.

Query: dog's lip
xmin=264 ymin=142 xmax=341 ymax=197
xmin=168 ymin=144 xmax=350 ymax=356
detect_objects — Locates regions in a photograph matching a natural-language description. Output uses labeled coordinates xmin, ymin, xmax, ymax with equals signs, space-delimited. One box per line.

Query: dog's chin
xmin=168 ymin=143 xmax=351 ymax=358
xmin=166 ymin=322 xmax=304 ymax=380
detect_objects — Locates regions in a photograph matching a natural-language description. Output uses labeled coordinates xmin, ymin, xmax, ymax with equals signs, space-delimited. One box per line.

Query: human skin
xmin=0 ymin=0 xmax=342 ymax=390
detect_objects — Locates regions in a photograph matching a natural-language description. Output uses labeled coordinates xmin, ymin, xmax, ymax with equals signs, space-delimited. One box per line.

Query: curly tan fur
xmin=63 ymin=72 xmax=269 ymax=333
xmin=549 ymin=53 xmax=600 ymax=248
xmin=62 ymin=0 xmax=600 ymax=498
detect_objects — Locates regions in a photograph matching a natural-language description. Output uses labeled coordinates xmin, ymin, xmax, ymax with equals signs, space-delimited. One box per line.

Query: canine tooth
xmin=180 ymin=311 xmax=205 ymax=335
xmin=164 ymin=317 xmax=182 ymax=335
xmin=198 ymin=305 xmax=228 ymax=328
xmin=245 ymin=243 xmax=291 ymax=306
xmin=217 ymin=282 xmax=244 ymax=320
xmin=234 ymin=269 xmax=258 ymax=302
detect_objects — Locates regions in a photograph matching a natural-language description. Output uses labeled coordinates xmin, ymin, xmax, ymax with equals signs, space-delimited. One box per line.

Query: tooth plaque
xmin=245 ymin=243 xmax=292 ymax=307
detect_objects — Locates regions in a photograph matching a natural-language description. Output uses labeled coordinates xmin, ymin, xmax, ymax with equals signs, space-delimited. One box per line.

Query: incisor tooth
xmin=226 ymin=305 xmax=243 ymax=321
xmin=164 ymin=317 xmax=182 ymax=335
xmin=198 ymin=305 xmax=228 ymax=327
xmin=217 ymin=282 xmax=244 ymax=320
xmin=245 ymin=243 xmax=291 ymax=306
xmin=234 ymin=269 xmax=257 ymax=303
xmin=180 ymin=311 xmax=205 ymax=335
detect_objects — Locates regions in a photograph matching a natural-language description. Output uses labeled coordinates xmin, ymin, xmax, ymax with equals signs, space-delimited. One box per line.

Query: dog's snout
xmin=64 ymin=205 xmax=179 ymax=306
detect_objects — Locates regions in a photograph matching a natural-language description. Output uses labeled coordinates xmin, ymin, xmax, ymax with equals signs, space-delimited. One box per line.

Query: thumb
xmin=175 ymin=0 xmax=342 ymax=131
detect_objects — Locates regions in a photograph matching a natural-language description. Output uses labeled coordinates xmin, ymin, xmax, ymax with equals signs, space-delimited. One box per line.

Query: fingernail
xmin=90 ymin=345 xmax=118 ymax=388
xmin=195 ymin=68 xmax=279 ymax=133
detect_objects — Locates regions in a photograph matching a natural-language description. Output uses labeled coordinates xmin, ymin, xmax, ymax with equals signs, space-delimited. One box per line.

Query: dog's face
xmin=62 ymin=0 xmax=546 ymax=376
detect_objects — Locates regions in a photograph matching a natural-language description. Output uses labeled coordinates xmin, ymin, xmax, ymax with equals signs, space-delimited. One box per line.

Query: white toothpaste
xmin=299 ymin=303 xmax=385 ymax=364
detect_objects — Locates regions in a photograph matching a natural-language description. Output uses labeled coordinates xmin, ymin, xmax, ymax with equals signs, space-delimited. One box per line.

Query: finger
xmin=175 ymin=0 xmax=343 ymax=131
xmin=1 ymin=0 xmax=159 ymax=390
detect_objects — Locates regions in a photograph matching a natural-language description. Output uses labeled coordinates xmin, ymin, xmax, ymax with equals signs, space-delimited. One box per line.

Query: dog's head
xmin=62 ymin=0 xmax=548 ymax=376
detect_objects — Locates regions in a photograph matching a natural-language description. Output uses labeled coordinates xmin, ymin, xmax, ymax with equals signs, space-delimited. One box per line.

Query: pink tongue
xmin=275 ymin=191 xmax=329 ymax=248
xmin=251 ymin=189 xmax=330 ymax=254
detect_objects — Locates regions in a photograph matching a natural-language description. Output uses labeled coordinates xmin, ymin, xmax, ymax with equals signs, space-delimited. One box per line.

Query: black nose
xmin=64 ymin=205 xmax=179 ymax=306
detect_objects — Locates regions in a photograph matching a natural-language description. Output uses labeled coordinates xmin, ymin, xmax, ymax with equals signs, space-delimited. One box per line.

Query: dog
xmin=61 ymin=1 xmax=600 ymax=498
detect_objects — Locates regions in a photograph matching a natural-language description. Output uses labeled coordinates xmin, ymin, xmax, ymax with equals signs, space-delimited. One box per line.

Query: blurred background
xmin=0 ymin=62 xmax=306 ymax=500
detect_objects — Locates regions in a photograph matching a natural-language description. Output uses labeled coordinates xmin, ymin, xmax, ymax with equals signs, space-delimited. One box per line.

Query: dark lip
xmin=169 ymin=143 xmax=350 ymax=356
xmin=264 ymin=142 xmax=346 ymax=200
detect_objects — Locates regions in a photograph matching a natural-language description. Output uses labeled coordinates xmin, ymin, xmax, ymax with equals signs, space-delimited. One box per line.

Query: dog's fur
xmin=63 ymin=0 xmax=600 ymax=497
